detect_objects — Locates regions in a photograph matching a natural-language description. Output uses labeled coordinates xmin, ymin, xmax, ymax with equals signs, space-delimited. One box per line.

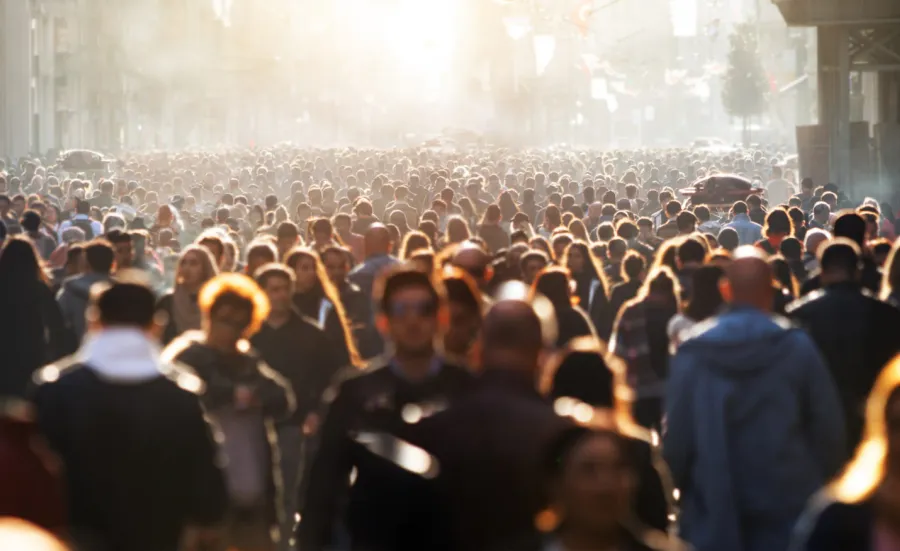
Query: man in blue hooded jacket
xmin=664 ymin=247 xmax=846 ymax=551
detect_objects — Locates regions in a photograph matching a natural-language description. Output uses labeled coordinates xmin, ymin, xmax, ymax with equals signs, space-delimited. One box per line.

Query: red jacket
xmin=0 ymin=411 xmax=66 ymax=532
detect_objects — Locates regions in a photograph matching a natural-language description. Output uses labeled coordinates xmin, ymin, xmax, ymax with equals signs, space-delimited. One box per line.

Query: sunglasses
xmin=388 ymin=300 xmax=438 ymax=319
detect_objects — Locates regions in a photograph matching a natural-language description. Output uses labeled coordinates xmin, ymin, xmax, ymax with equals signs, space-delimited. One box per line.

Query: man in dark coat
xmin=250 ymin=264 xmax=343 ymax=546
xmin=407 ymin=292 xmax=574 ymax=551
xmin=32 ymin=280 xmax=227 ymax=551
xmin=297 ymin=269 xmax=473 ymax=551
xmin=788 ymin=238 xmax=900 ymax=452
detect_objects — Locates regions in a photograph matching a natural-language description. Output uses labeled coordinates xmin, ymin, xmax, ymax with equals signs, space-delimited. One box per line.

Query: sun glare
xmin=337 ymin=0 xmax=459 ymax=89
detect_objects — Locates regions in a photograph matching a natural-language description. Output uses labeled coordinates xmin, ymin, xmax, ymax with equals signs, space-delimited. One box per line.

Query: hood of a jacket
xmin=78 ymin=328 xmax=165 ymax=383
xmin=678 ymin=306 xmax=798 ymax=375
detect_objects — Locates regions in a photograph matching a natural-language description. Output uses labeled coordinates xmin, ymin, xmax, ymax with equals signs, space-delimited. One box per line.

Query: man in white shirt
xmin=765 ymin=166 xmax=795 ymax=208
xmin=57 ymin=199 xmax=103 ymax=240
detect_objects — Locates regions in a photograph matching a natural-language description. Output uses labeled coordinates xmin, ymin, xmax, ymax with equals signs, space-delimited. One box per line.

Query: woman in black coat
xmin=0 ymin=237 xmax=65 ymax=397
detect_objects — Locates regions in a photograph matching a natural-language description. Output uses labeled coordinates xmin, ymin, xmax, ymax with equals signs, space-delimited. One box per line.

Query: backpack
xmin=71 ymin=219 xmax=94 ymax=239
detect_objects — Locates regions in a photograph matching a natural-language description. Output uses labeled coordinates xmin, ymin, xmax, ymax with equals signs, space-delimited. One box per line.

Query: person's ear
xmin=719 ymin=278 xmax=732 ymax=303
xmin=376 ymin=312 xmax=390 ymax=337
xmin=437 ymin=305 xmax=450 ymax=330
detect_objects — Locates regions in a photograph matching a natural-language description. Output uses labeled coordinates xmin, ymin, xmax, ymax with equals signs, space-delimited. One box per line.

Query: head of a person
xmin=717 ymin=227 xmax=739 ymax=252
xmin=442 ymin=267 xmax=483 ymax=360
xmin=720 ymin=246 xmax=774 ymax=311
xmin=284 ymin=247 xmax=324 ymax=294
xmin=638 ymin=265 xmax=680 ymax=306
xmin=818 ymin=238 xmax=862 ymax=287
xmin=563 ymin=240 xmax=600 ymax=280
xmin=196 ymin=233 xmax=225 ymax=268
xmin=0 ymin=236 xmax=47 ymax=285
xmin=764 ymin=208 xmax=793 ymax=238
xmin=82 ymin=239 xmax=115 ymax=276
xmin=805 ymin=228 xmax=831 ymax=258
xmin=779 ymin=236 xmax=803 ymax=262
xmin=199 ymin=273 xmax=270 ymax=347
xmin=813 ymin=201 xmax=831 ymax=224
xmin=105 ymin=229 xmax=134 ymax=270
xmin=730 ymin=201 xmax=749 ymax=217
xmin=255 ymin=263 xmax=296 ymax=316
xmin=320 ymin=245 xmax=352 ymax=286
xmin=521 ymin=250 xmax=550 ymax=286
xmin=400 ymin=230 xmax=432 ymax=260
xmin=540 ymin=425 xmax=635 ymax=537
xmin=376 ymin=268 xmax=446 ymax=357
xmin=532 ymin=267 xmax=574 ymax=311
xmin=665 ymin=200 xmax=682 ymax=219
xmin=685 ymin=265 xmax=725 ymax=321
xmin=176 ymin=244 xmax=218 ymax=291
xmin=544 ymin=205 xmax=562 ymax=230
xmin=363 ymin=223 xmax=393 ymax=258
xmin=246 ymin=241 xmax=277 ymax=277
xmin=83 ymin=277 xmax=158 ymax=335
xmin=676 ymin=210 xmax=697 ymax=234
xmin=677 ymin=237 xmax=706 ymax=269
xmin=451 ymin=241 xmax=492 ymax=289
xmin=833 ymin=211 xmax=868 ymax=247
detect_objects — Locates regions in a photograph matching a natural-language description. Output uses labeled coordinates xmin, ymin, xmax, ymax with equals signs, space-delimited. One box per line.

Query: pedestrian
xmin=442 ymin=267 xmax=483 ymax=370
xmin=0 ymin=237 xmax=66 ymax=397
xmin=33 ymin=279 xmax=227 ymax=551
xmin=563 ymin=240 xmax=615 ymax=340
xmin=533 ymin=267 xmax=597 ymax=348
xmin=298 ymin=269 xmax=472 ymax=551
xmin=251 ymin=264 xmax=343 ymax=548
xmin=667 ymin=265 xmax=725 ymax=350
xmin=406 ymin=291 xmax=573 ymax=551
xmin=156 ymin=244 xmax=219 ymax=345
xmin=665 ymin=247 xmax=846 ymax=551
xmin=608 ymin=251 xmax=646 ymax=320
xmin=163 ymin=273 xmax=295 ymax=551
xmin=285 ymin=247 xmax=361 ymax=369
xmin=56 ymin=239 xmax=115 ymax=353
xmin=788 ymin=239 xmax=900 ymax=452
xmin=722 ymin=201 xmax=763 ymax=246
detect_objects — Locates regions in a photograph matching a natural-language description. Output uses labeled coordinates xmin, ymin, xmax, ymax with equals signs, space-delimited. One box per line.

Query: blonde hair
xmin=830 ymin=355 xmax=900 ymax=502
xmin=198 ymin=273 xmax=270 ymax=338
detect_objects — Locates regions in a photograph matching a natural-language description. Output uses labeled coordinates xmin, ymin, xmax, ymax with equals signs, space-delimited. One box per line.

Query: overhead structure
xmin=774 ymin=0 xmax=900 ymax=196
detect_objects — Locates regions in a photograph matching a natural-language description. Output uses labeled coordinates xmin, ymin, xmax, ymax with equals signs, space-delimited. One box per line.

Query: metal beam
xmin=851 ymin=29 xmax=900 ymax=62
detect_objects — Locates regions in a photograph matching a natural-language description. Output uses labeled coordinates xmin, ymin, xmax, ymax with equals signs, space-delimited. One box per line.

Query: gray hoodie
xmin=57 ymin=272 xmax=111 ymax=348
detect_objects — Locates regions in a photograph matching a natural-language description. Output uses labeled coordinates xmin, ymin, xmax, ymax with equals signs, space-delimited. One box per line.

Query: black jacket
xmin=793 ymin=497 xmax=874 ymax=551
xmin=405 ymin=370 xmax=574 ymax=551
xmin=553 ymin=305 xmax=597 ymax=349
xmin=788 ymin=283 xmax=900 ymax=452
xmin=251 ymin=310 xmax=342 ymax=424
xmin=0 ymin=281 xmax=65 ymax=398
xmin=609 ymin=279 xmax=642 ymax=322
xmin=32 ymin=358 xmax=227 ymax=551
xmin=164 ymin=334 xmax=295 ymax=532
xmin=297 ymin=359 xmax=473 ymax=551
xmin=801 ymin=255 xmax=882 ymax=297
xmin=294 ymin=289 xmax=354 ymax=368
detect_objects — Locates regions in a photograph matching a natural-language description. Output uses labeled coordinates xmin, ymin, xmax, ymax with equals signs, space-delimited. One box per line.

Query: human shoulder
xmin=32 ymin=355 xmax=87 ymax=388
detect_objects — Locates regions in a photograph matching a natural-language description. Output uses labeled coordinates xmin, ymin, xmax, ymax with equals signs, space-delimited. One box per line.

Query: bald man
xmin=664 ymin=246 xmax=846 ymax=551
xmin=407 ymin=295 xmax=571 ymax=551
xmin=349 ymin=223 xmax=399 ymax=357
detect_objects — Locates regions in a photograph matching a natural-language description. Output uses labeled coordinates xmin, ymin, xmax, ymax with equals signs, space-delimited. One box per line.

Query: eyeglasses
xmin=387 ymin=300 xmax=438 ymax=319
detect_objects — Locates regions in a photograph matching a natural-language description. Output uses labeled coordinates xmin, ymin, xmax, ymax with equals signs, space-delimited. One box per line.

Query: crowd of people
xmin=1 ymin=145 xmax=900 ymax=551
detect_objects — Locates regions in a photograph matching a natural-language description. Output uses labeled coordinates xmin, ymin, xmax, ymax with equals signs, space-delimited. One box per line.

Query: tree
xmin=721 ymin=23 xmax=769 ymax=146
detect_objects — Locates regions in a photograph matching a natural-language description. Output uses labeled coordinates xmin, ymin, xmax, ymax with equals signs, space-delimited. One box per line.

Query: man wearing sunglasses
xmin=298 ymin=268 xmax=473 ymax=551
